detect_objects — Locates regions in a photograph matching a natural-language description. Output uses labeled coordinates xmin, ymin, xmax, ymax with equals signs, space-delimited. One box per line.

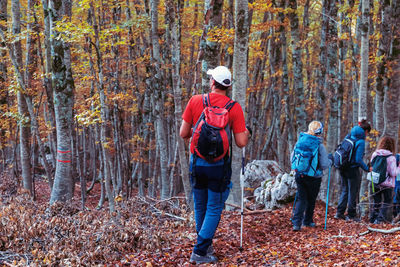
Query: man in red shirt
xmin=180 ymin=66 xmax=250 ymax=264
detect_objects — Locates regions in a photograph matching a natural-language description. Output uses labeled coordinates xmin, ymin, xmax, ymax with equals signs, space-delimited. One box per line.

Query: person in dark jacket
xmin=291 ymin=121 xmax=331 ymax=231
xmin=335 ymin=122 xmax=372 ymax=221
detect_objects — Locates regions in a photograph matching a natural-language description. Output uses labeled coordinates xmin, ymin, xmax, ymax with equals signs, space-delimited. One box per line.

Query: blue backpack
xmin=291 ymin=133 xmax=321 ymax=177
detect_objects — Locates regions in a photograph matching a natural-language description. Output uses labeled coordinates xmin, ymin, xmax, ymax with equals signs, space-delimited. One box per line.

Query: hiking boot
xmin=303 ymin=222 xmax=316 ymax=227
xmin=207 ymin=245 xmax=214 ymax=255
xmin=190 ymin=252 xmax=218 ymax=264
xmin=334 ymin=213 xmax=346 ymax=220
xmin=346 ymin=216 xmax=360 ymax=222
xmin=293 ymin=225 xmax=301 ymax=231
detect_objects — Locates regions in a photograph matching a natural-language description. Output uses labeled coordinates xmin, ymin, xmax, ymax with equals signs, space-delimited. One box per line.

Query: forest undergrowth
xmin=1 ymin=172 xmax=400 ymax=266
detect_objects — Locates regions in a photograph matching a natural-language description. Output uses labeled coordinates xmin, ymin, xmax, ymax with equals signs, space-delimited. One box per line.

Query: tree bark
xmin=150 ymin=0 xmax=170 ymax=200
xmin=316 ymin=0 xmax=329 ymax=121
xmin=288 ymin=0 xmax=306 ymax=133
xmin=49 ymin=0 xmax=75 ymax=204
xmin=201 ymin=0 xmax=223 ymax=93
xmin=229 ymin=0 xmax=249 ymax=206
xmin=358 ymin=0 xmax=370 ymax=217
xmin=166 ymin=0 xmax=192 ymax=206
xmin=383 ymin=0 xmax=400 ymax=145
xmin=321 ymin=0 xmax=339 ymax=202
xmin=358 ymin=0 xmax=369 ymax=121
xmin=89 ymin=2 xmax=116 ymax=213
xmin=12 ymin=0 xmax=32 ymax=195
xmin=42 ymin=0 xmax=57 ymax=167
xmin=374 ymin=1 xmax=391 ymax=134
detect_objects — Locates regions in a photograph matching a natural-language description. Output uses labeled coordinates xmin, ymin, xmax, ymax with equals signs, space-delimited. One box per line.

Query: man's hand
xmin=246 ymin=126 xmax=253 ymax=139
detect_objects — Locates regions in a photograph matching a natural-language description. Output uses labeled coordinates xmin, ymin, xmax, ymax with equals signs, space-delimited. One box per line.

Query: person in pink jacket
xmin=369 ymin=136 xmax=400 ymax=224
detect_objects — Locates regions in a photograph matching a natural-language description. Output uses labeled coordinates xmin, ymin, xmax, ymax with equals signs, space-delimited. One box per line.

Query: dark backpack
xmin=291 ymin=133 xmax=321 ymax=177
xmin=190 ymin=94 xmax=236 ymax=163
xmin=333 ymin=137 xmax=356 ymax=169
xmin=369 ymin=155 xmax=390 ymax=185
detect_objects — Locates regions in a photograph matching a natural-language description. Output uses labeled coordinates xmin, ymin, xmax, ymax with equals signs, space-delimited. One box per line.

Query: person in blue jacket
xmin=291 ymin=121 xmax=331 ymax=231
xmin=335 ymin=121 xmax=372 ymax=221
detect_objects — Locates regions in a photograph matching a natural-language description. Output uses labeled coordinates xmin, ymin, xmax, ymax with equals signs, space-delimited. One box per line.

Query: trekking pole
xmin=239 ymin=147 xmax=245 ymax=251
xmin=324 ymin=166 xmax=332 ymax=230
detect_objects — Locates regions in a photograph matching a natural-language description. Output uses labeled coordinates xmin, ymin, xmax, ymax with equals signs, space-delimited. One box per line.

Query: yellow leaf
xmin=115 ymin=195 xmax=123 ymax=202
xmin=384 ymin=258 xmax=392 ymax=261
xmin=146 ymin=262 xmax=152 ymax=267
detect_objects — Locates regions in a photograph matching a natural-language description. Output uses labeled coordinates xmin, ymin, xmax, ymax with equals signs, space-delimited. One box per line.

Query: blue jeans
xmin=337 ymin=167 xmax=361 ymax=218
xmin=192 ymin=186 xmax=230 ymax=256
xmin=190 ymin=155 xmax=232 ymax=256
xmin=370 ymin=185 xmax=393 ymax=223
xmin=292 ymin=174 xmax=322 ymax=227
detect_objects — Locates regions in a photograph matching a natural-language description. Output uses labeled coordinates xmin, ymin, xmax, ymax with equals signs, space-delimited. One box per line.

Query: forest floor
xmin=1 ymin=171 xmax=400 ymax=266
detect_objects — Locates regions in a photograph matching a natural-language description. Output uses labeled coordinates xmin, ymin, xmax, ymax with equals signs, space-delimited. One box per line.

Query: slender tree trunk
xmin=42 ymin=0 xmax=57 ymax=167
xmin=376 ymin=0 xmax=393 ymax=136
xmin=49 ymin=0 xmax=75 ymax=204
xmin=167 ymin=0 xmax=192 ymax=206
xmin=288 ymin=0 xmax=306 ymax=133
xmin=11 ymin=0 xmax=32 ymax=194
xmin=321 ymin=0 xmax=339 ymax=202
xmin=358 ymin=0 xmax=369 ymax=121
xmin=316 ymin=0 xmax=329 ymax=121
xmin=358 ymin=0 xmax=370 ymax=217
xmin=229 ymin=0 xmax=249 ymax=206
xmin=279 ymin=0 xmax=293 ymax=155
xmin=383 ymin=0 xmax=400 ymax=145
xmin=374 ymin=2 xmax=390 ymax=134
xmin=89 ymin=3 xmax=115 ymax=213
xmin=150 ymin=0 xmax=169 ymax=199
xmin=201 ymin=0 xmax=223 ymax=92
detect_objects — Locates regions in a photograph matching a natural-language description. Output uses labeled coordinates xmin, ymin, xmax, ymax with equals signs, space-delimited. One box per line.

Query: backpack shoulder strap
xmin=202 ymin=93 xmax=211 ymax=108
xmin=223 ymin=99 xmax=236 ymax=111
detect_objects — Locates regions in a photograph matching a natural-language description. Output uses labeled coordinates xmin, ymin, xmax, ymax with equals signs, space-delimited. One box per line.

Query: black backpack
xmin=369 ymin=155 xmax=390 ymax=185
xmin=333 ymin=138 xmax=356 ymax=169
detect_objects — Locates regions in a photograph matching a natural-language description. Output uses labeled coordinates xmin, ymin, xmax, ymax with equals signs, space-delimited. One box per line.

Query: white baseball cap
xmin=206 ymin=66 xmax=232 ymax=87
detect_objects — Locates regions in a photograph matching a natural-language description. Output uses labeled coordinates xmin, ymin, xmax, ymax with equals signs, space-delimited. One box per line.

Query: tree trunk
xmin=374 ymin=1 xmax=391 ymax=134
xmin=201 ymin=0 xmax=223 ymax=92
xmin=358 ymin=0 xmax=369 ymax=121
xmin=150 ymin=0 xmax=169 ymax=199
xmin=288 ymin=0 xmax=306 ymax=133
xmin=316 ymin=0 xmax=329 ymax=121
xmin=166 ymin=0 xmax=192 ymax=206
xmin=49 ymin=0 xmax=75 ymax=204
xmin=321 ymin=0 xmax=339 ymax=202
xmin=41 ymin=0 xmax=57 ymax=167
xmin=229 ymin=0 xmax=249 ymax=206
xmin=358 ymin=0 xmax=370 ymax=217
xmin=383 ymin=0 xmax=400 ymax=145
xmin=89 ymin=2 xmax=116 ymax=213
xmin=12 ymin=0 xmax=32 ymax=195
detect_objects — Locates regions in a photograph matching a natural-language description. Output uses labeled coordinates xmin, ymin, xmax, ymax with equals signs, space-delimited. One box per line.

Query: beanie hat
xmin=206 ymin=66 xmax=232 ymax=87
xmin=307 ymin=121 xmax=323 ymax=136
